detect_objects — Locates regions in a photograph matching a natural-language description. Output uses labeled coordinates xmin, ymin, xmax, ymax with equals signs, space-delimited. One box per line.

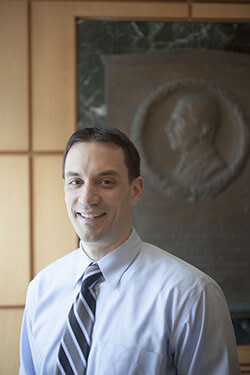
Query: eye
xmin=100 ymin=179 xmax=115 ymax=186
xmin=69 ymin=179 xmax=82 ymax=186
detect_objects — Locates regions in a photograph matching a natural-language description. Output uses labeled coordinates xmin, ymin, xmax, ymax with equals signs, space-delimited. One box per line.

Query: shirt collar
xmin=73 ymin=245 xmax=93 ymax=287
xmin=73 ymin=228 xmax=142 ymax=289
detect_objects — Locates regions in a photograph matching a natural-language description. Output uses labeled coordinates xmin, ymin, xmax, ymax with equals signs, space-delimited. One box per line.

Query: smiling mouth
xmin=77 ymin=212 xmax=106 ymax=220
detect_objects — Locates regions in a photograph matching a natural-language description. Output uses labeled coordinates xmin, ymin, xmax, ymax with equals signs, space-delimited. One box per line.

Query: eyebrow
xmin=97 ymin=170 xmax=120 ymax=178
xmin=65 ymin=171 xmax=81 ymax=178
xmin=65 ymin=170 xmax=121 ymax=178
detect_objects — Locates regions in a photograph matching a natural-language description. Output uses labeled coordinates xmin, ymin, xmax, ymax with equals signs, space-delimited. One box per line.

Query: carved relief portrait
xmin=131 ymin=78 xmax=249 ymax=201
xmin=165 ymin=94 xmax=226 ymax=187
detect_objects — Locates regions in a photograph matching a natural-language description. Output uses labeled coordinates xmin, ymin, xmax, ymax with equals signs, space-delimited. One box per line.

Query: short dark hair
xmin=62 ymin=127 xmax=140 ymax=183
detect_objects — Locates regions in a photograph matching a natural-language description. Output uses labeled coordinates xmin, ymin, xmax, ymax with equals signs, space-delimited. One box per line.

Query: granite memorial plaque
xmin=104 ymin=50 xmax=250 ymax=312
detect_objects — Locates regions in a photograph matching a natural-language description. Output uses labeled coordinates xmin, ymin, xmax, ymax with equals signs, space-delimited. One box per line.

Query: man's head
xmin=63 ymin=127 xmax=140 ymax=184
xmin=165 ymin=94 xmax=220 ymax=151
xmin=63 ymin=128 xmax=143 ymax=259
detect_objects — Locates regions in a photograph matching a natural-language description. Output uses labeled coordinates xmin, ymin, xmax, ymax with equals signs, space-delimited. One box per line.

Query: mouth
xmin=76 ymin=212 xmax=106 ymax=222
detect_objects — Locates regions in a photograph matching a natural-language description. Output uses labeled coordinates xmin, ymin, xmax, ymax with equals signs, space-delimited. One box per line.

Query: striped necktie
xmin=56 ymin=263 xmax=102 ymax=375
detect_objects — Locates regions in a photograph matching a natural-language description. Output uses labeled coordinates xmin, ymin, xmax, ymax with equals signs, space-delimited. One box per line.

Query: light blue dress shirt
xmin=20 ymin=229 xmax=240 ymax=375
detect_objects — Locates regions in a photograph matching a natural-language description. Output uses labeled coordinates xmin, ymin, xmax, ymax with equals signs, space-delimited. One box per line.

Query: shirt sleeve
xmin=173 ymin=281 xmax=241 ymax=375
xmin=19 ymin=280 xmax=42 ymax=375
xmin=19 ymin=307 xmax=36 ymax=375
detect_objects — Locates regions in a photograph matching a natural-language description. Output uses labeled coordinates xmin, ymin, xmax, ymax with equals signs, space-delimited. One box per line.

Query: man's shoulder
xmin=29 ymin=248 xmax=81 ymax=291
xmin=37 ymin=247 xmax=80 ymax=274
xmin=139 ymin=241 xmax=215 ymax=291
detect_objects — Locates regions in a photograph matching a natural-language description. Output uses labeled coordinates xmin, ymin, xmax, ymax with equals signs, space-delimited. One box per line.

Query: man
xmin=20 ymin=127 xmax=240 ymax=374
xmin=165 ymin=94 xmax=226 ymax=186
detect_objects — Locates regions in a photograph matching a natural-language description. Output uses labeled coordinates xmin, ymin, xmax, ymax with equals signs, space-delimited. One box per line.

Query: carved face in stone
xmin=165 ymin=94 xmax=220 ymax=152
xmin=166 ymin=102 xmax=197 ymax=151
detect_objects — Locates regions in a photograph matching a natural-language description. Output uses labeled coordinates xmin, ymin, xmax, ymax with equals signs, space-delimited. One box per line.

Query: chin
xmin=79 ymin=231 xmax=104 ymax=244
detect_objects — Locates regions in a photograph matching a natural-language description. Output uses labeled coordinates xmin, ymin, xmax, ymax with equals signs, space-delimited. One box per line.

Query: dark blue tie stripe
xmin=81 ymin=271 xmax=102 ymax=291
xmin=68 ymin=306 xmax=89 ymax=361
xmin=58 ymin=344 xmax=74 ymax=374
xmin=83 ymin=288 xmax=96 ymax=316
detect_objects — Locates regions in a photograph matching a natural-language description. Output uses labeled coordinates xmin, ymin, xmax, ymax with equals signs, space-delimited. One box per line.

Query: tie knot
xmin=81 ymin=263 xmax=102 ymax=292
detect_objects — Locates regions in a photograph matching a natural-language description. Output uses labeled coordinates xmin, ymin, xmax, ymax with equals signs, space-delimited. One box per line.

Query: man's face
xmin=64 ymin=141 xmax=143 ymax=253
xmin=165 ymin=102 xmax=199 ymax=152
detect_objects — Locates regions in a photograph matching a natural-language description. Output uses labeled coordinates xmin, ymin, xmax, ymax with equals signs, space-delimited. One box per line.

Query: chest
xmin=33 ymin=278 xmax=173 ymax=375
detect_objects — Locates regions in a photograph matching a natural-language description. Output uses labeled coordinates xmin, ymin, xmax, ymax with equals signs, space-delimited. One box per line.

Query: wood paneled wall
xmin=0 ymin=2 xmax=76 ymax=373
xmin=1 ymin=1 xmax=250 ymax=373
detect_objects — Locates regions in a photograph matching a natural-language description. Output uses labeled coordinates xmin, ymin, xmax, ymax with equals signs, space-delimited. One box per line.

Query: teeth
xmin=80 ymin=213 xmax=104 ymax=219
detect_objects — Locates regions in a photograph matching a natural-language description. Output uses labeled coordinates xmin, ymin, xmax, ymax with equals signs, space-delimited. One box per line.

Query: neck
xmin=81 ymin=228 xmax=132 ymax=260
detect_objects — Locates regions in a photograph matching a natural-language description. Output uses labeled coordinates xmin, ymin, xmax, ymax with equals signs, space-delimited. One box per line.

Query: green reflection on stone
xmin=77 ymin=21 xmax=250 ymax=129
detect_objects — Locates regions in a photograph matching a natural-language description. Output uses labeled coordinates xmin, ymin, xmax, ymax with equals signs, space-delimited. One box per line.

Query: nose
xmin=166 ymin=117 xmax=173 ymax=132
xmin=79 ymin=182 xmax=100 ymax=206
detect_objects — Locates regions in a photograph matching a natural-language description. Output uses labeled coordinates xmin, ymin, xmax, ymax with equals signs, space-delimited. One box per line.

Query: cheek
xmin=65 ymin=192 xmax=77 ymax=210
xmin=117 ymin=192 xmax=132 ymax=214
xmin=106 ymin=191 xmax=131 ymax=212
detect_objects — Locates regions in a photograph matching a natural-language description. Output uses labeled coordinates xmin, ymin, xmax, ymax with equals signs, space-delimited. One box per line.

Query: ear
xmin=199 ymin=123 xmax=208 ymax=140
xmin=131 ymin=176 xmax=144 ymax=206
